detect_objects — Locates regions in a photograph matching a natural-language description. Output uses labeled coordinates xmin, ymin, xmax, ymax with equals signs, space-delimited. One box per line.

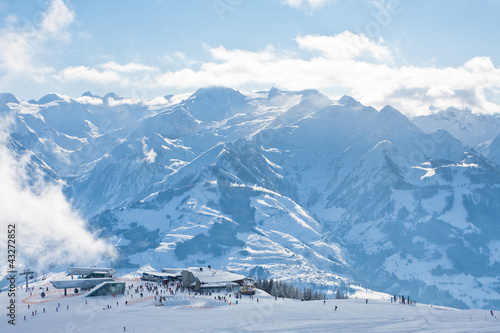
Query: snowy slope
xmin=88 ymin=139 xmax=352 ymax=289
xmin=484 ymin=133 xmax=500 ymax=166
xmin=1 ymin=278 xmax=499 ymax=333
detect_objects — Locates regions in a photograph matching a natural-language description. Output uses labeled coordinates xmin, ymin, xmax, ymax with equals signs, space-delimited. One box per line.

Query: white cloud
xmin=49 ymin=30 xmax=500 ymax=116
xmin=160 ymin=51 xmax=187 ymax=64
xmin=53 ymin=62 xmax=159 ymax=93
xmin=463 ymin=56 xmax=495 ymax=73
xmin=97 ymin=61 xmax=158 ymax=73
xmin=149 ymin=32 xmax=500 ymax=116
xmin=144 ymin=96 xmax=170 ymax=106
xmin=296 ymin=32 xmax=393 ymax=63
xmin=282 ymin=0 xmax=333 ymax=10
xmin=39 ymin=0 xmax=75 ymax=40
xmin=107 ymin=97 xmax=141 ymax=106
xmin=74 ymin=95 xmax=103 ymax=105
xmin=54 ymin=65 xmax=122 ymax=84
xmin=425 ymin=86 xmax=456 ymax=99
xmin=0 ymin=117 xmax=116 ymax=276
xmin=0 ymin=0 xmax=75 ymax=81
xmin=141 ymin=138 xmax=157 ymax=163
xmin=144 ymin=147 xmax=157 ymax=163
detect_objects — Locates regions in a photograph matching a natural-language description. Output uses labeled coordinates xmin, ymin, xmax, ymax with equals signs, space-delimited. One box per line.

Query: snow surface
xmin=2 ymin=278 xmax=499 ymax=333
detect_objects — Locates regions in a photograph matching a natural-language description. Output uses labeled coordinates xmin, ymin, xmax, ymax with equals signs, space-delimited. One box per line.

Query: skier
xmin=124 ymin=327 xmax=126 ymax=331
xmin=365 ymin=299 xmax=368 ymax=304
xmin=335 ymin=305 xmax=337 ymax=311
xmin=491 ymin=310 xmax=494 ymax=316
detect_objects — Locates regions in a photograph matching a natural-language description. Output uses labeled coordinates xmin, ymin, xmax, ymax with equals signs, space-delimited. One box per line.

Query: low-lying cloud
xmin=0 ymin=116 xmax=116 ymax=279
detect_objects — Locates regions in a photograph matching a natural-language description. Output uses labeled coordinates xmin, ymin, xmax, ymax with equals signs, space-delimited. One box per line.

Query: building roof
xmin=142 ymin=271 xmax=180 ymax=278
xmin=160 ymin=268 xmax=184 ymax=276
xmin=67 ymin=267 xmax=116 ymax=276
xmin=187 ymin=267 xmax=245 ymax=284
xmin=50 ymin=278 xmax=114 ymax=289
xmin=192 ymin=281 xmax=240 ymax=288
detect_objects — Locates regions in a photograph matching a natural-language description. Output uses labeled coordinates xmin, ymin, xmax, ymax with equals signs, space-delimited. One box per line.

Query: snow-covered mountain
xmin=3 ymin=88 xmax=500 ymax=310
xmin=412 ymin=107 xmax=500 ymax=147
xmin=485 ymin=133 xmax=500 ymax=166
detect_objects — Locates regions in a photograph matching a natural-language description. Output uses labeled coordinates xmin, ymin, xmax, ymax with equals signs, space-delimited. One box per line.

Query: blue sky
xmin=0 ymin=0 xmax=499 ymax=116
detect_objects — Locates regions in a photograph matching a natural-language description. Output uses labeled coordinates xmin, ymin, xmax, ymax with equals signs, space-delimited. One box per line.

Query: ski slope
xmin=1 ymin=278 xmax=498 ymax=332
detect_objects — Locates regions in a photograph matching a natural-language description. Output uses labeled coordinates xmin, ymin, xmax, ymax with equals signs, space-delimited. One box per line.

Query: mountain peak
xmin=0 ymin=93 xmax=20 ymax=105
xmin=380 ymin=105 xmax=421 ymax=133
xmin=82 ymin=91 xmax=98 ymax=98
xmin=379 ymin=105 xmax=399 ymax=114
xmin=191 ymin=86 xmax=244 ymax=99
xmin=338 ymin=95 xmax=362 ymax=107
xmin=379 ymin=105 xmax=408 ymax=121
xmin=36 ymin=93 xmax=65 ymax=104
xmin=186 ymin=87 xmax=248 ymax=122
xmin=425 ymin=106 xmax=476 ymax=121
xmin=267 ymin=87 xmax=288 ymax=106
xmin=268 ymin=87 xmax=284 ymax=99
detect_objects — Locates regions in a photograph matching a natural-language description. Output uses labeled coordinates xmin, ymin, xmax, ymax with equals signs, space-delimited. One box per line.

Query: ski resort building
xmin=142 ymin=267 xmax=247 ymax=291
xmin=85 ymin=281 xmax=126 ymax=297
xmin=141 ymin=270 xmax=183 ymax=284
xmin=67 ymin=267 xmax=116 ymax=279
xmin=183 ymin=267 xmax=246 ymax=291
xmin=50 ymin=267 xmax=123 ymax=296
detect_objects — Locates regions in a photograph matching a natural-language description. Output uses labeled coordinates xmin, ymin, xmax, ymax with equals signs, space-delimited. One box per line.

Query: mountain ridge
xmin=2 ymin=87 xmax=500 ymax=310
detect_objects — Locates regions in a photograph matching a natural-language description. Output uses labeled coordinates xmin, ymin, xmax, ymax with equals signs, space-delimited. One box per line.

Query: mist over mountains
xmin=1 ymin=87 xmax=499 ymax=310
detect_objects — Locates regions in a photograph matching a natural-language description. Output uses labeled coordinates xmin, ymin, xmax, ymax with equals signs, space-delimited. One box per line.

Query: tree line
xmin=254 ymin=278 xmax=326 ymax=301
